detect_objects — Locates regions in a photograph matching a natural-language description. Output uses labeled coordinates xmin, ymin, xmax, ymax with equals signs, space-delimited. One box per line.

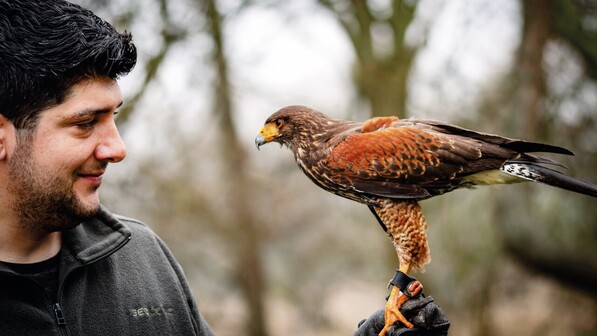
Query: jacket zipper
xmin=0 ymin=231 xmax=132 ymax=334
xmin=54 ymin=303 xmax=67 ymax=326
xmin=53 ymin=300 xmax=69 ymax=336
xmin=0 ymin=272 xmax=68 ymax=334
xmin=51 ymin=262 xmax=86 ymax=336
xmin=52 ymin=234 xmax=132 ymax=332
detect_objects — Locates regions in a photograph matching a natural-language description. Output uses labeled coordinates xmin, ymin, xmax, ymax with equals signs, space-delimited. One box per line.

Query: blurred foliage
xmin=78 ymin=0 xmax=597 ymax=335
xmin=493 ymin=0 xmax=597 ymax=296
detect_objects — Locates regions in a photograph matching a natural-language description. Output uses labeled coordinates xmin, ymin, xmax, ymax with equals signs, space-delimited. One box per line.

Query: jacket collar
xmin=62 ymin=205 xmax=132 ymax=264
xmin=0 ymin=206 xmax=131 ymax=275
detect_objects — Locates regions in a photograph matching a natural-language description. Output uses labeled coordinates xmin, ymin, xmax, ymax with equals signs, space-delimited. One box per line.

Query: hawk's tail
xmin=501 ymin=162 xmax=597 ymax=197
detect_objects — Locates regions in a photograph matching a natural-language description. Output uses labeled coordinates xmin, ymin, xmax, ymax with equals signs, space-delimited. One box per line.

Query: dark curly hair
xmin=0 ymin=0 xmax=137 ymax=129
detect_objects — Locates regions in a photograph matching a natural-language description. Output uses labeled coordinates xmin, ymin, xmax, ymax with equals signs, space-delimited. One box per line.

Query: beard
xmin=7 ymin=131 xmax=102 ymax=234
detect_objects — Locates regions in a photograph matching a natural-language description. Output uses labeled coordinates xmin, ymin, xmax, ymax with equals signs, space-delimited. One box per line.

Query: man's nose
xmin=95 ymin=122 xmax=127 ymax=163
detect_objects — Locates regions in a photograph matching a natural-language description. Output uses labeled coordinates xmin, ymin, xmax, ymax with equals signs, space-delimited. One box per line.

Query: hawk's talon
xmin=379 ymin=270 xmax=424 ymax=336
xmin=379 ymin=287 xmax=414 ymax=336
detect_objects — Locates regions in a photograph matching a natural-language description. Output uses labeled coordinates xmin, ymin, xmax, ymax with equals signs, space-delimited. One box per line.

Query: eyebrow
xmin=71 ymin=101 xmax=124 ymax=118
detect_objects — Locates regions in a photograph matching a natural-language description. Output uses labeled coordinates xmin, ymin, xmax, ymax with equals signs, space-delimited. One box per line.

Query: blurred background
xmin=75 ymin=0 xmax=596 ymax=335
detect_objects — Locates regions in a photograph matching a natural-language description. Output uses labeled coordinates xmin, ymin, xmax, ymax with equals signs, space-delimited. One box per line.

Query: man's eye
xmin=76 ymin=119 xmax=98 ymax=130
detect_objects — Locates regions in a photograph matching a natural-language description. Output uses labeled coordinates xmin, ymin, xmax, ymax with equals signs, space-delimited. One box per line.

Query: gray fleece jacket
xmin=0 ymin=206 xmax=215 ymax=336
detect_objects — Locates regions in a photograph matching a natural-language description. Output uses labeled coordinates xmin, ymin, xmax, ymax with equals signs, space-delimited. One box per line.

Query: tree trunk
xmin=204 ymin=1 xmax=269 ymax=335
xmin=497 ymin=0 xmax=597 ymax=300
xmin=319 ymin=0 xmax=417 ymax=118
xmin=514 ymin=0 xmax=551 ymax=139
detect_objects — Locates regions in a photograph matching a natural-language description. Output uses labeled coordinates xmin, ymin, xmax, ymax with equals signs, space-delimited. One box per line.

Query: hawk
xmin=255 ymin=105 xmax=597 ymax=335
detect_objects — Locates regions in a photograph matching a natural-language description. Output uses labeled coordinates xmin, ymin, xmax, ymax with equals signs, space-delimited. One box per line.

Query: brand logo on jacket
xmin=130 ymin=305 xmax=174 ymax=318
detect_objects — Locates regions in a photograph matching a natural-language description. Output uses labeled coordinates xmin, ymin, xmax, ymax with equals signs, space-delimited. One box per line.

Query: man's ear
xmin=0 ymin=114 xmax=11 ymax=161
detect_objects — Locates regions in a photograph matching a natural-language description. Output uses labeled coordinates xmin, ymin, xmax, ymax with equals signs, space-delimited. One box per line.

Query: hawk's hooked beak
xmin=255 ymin=122 xmax=280 ymax=150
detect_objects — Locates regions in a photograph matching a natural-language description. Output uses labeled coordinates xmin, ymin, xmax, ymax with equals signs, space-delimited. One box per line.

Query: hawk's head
xmin=255 ymin=105 xmax=328 ymax=151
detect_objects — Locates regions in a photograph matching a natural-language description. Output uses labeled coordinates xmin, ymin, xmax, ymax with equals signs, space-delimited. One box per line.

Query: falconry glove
xmin=353 ymin=295 xmax=449 ymax=336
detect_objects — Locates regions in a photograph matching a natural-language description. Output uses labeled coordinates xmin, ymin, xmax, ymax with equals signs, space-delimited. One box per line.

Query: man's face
xmin=7 ymin=77 xmax=126 ymax=232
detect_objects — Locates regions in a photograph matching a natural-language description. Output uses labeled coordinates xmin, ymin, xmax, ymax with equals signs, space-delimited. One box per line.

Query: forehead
xmin=41 ymin=78 xmax=122 ymax=119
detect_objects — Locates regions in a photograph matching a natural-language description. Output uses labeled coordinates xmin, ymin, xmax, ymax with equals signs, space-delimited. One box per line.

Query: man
xmin=0 ymin=1 xmax=214 ymax=335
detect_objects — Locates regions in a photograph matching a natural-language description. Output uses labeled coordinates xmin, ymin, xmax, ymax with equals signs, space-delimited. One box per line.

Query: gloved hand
xmin=353 ymin=294 xmax=449 ymax=336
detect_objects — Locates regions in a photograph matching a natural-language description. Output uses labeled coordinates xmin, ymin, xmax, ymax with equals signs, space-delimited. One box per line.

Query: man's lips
xmin=78 ymin=172 xmax=104 ymax=187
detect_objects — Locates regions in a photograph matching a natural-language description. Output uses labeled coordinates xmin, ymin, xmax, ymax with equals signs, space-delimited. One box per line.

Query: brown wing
xmin=324 ymin=123 xmax=508 ymax=199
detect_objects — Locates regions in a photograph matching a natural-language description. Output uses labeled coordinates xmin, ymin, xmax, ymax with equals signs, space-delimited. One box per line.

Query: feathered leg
xmin=372 ymin=200 xmax=430 ymax=336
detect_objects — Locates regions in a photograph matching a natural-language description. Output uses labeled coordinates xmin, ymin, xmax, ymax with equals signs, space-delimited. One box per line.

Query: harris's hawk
xmin=255 ymin=105 xmax=597 ymax=335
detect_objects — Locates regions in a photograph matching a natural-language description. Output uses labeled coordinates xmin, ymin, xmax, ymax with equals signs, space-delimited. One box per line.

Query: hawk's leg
xmin=371 ymin=200 xmax=429 ymax=336
xmin=378 ymin=264 xmax=423 ymax=336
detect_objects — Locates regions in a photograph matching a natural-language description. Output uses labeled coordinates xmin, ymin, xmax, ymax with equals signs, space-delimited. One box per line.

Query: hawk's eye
xmin=276 ymin=119 xmax=284 ymax=128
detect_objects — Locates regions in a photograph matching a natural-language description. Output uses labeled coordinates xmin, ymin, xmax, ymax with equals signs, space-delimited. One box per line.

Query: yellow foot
xmin=378 ymin=290 xmax=412 ymax=336
xmin=378 ymin=276 xmax=424 ymax=336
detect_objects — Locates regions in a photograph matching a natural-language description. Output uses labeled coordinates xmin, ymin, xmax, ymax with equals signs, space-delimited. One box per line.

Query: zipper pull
xmin=54 ymin=303 xmax=67 ymax=326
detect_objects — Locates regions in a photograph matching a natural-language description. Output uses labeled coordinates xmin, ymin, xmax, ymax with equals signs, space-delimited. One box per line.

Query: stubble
xmin=7 ymin=130 xmax=101 ymax=234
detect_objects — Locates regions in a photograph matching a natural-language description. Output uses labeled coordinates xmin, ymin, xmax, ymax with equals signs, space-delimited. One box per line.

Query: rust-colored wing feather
xmin=326 ymin=127 xmax=441 ymax=198
xmin=325 ymin=122 xmax=493 ymax=199
xmin=322 ymin=116 xmax=575 ymax=200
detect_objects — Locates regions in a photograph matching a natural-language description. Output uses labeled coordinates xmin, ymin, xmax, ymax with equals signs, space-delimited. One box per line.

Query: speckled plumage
xmin=256 ymin=105 xmax=597 ymax=272
xmin=375 ymin=199 xmax=429 ymax=269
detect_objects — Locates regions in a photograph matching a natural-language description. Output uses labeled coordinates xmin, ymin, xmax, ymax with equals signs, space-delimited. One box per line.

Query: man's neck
xmin=0 ymin=190 xmax=63 ymax=264
xmin=0 ymin=222 xmax=62 ymax=264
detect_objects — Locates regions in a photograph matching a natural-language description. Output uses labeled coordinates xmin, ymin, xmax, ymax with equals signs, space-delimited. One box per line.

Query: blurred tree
xmin=202 ymin=0 xmax=269 ymax=335
xmin=551 ymin=0 xmax=597 ymax=80
xmin=318 ymin=0 xmax=417 ymax=118
xmin=115 ymin=0 xmax=187 ymax=126
xmin=496 ymin=0 xmax=597 ymax=299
